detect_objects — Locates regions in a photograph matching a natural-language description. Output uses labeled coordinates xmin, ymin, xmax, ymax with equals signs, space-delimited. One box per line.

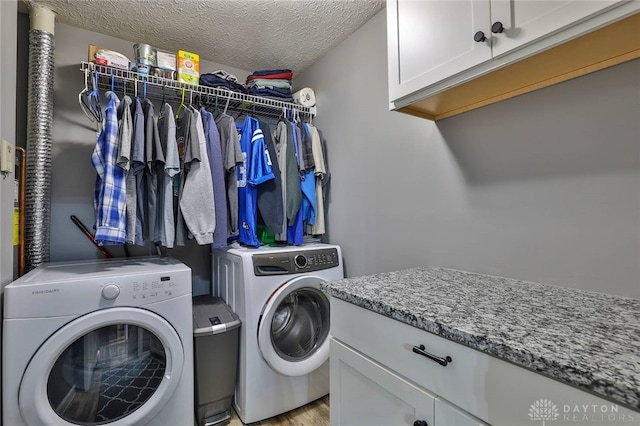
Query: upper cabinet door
xmin=387 ymin=0 xmax=492 ymax=103
xmin=490 ymin=0 xmax=626 ymax=56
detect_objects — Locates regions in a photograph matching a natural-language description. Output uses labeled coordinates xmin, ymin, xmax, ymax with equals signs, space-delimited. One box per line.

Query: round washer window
xmin=47 ymin=324 xmax=166 ymax=425
xmin=270 ymin=287 xmax=330 ymax=362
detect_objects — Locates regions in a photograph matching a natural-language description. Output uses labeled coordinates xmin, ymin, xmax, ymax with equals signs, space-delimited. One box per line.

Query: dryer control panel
xmin=253 ymin=248 xmax=340 ymax=276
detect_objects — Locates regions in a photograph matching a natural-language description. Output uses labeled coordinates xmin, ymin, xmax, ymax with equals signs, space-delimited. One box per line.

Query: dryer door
xmin=19 ymin=307 xmax=184 ymax=426
xmin=257 ymin=275 xmax=330 ymax=376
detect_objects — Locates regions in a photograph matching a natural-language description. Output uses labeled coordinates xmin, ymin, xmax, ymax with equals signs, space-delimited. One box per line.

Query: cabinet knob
xmin=414 ymin=421 xmax=429 ymax=426
xmin=491 ymin=21 xmax=504 ymax=33
xmin=473 ymin=31 xmax=486 ymax=42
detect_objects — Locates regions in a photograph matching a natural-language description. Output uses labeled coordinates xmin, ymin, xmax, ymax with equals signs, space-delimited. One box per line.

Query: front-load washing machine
xmin=212 ymin=244 xmax=343 ymax=424
xmin=3 ymin=256 xmax=195 ymax=426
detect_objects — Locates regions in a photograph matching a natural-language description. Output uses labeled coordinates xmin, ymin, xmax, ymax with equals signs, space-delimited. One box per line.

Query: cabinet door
xmin=387 ymin=0 xmax=492 ymax=102
xmin=490 ymin=0 xmax=625 ymax=56
xmin=330 ymin=338 xmax=435 ymax=426
xmin=435 ymin=398 xmax=488 ymax=426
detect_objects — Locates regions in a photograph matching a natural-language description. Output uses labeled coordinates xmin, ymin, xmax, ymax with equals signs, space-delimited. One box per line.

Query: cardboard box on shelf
xmin=88 ymin=44 xmax=130 ymax=70
xmin=157 ymin=51 xmax=177 ymax=71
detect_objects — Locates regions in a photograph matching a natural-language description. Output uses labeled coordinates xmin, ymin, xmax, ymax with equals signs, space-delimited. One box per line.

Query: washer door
xmin=257 ymin=276 xmax=330 ymax=376
xmin=19 ymin=307 xmax=184 ymax=426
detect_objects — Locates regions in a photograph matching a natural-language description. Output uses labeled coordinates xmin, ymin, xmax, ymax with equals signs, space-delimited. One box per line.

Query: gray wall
xmin=296 ymin=10 xmax=640 ymax=298
xmin=1 ymin=2 xmax=17 ymax=284
xmin=38 ymin=20 xmax=250 ymax=295
xmin=0 ymin=0 xmax=18 ymax=416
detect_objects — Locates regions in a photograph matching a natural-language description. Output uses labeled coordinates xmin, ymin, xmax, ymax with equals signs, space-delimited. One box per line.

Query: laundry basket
xmin=193 ymin=296 xmax=241 ymax=426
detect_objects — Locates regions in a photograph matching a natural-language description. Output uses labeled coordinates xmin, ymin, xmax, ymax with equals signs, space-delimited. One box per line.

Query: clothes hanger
xmin=87 ymin=70 xmax=103 ymax=122
xmin=188 ymin=89 xmax=195 ymax=110
xmin=223 ymin=96 xmax=231 ymax=115
xmin=78 ymin=68 xmax=96 ymax=123
xmin=176 ymin=87 xmax=187 ymax=118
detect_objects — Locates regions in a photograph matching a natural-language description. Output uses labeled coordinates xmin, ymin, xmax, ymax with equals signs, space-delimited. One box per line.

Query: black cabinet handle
xmin=491 ymin=21 xmax=505 ymax=33
xmin=412 ymin=344 xmax=452 ymax=367
xmin=473 ymin=31 xmax=486 ymax=42
xmin=414 ymin=421 xmax=429 ymax=426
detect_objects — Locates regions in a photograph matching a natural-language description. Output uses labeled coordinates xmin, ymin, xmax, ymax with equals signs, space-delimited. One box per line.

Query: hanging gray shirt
xmin=215 ymin=113 xmax=243 ymax=236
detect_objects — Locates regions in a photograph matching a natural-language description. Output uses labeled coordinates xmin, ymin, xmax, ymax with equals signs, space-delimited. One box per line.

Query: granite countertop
xmin=321 ymin=267 xmax=640 ymax=410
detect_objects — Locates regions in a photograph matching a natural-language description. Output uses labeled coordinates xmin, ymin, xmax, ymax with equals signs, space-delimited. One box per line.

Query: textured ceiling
xmin=23 ymin=0 xmax=385 ymax=74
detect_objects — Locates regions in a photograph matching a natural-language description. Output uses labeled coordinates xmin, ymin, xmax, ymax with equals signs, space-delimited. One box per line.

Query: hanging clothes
xmin=157 ymin=103 xmax=180 ymax=248
xmin=305 ymin=123 xmax=326 ymax=235
xmin=299 ymin=123 xmax=316 ymax=227
xmin=91 ymin=91 xmax=126 ymax=245
xmin=298 ymin=121 xmax=315 ymax=171
xmin=115 ymin=95 xmax=134 ymax=243
xmin=143 ymin=99 xmax=165 ymax=244
xmin=274 ymin=120 xmax=301 ymax=233
xmin=215 ymin=113 xmax=244 ymax=238
xmin=179 ymin=107 xmax=216 ymax=245
xmin=256 ymin=120 xmax=284 ymax=235
xmin=130 ymin=97 xmax=146 ymax=245
xmin=287 ymin=119 xmax=304 ymax=246
xmin=237 ymin=116 xmax=274 ymax=247
xmin=200 ymin=107 xmax=228 ymax=249
xmin=175 ymin=107 xmax=196 ymax=246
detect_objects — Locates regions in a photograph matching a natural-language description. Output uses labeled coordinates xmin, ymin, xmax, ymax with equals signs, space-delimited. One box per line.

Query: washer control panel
xmin=253 ymin=248 xmax=340 ymax=276
xmin=98 ymin=274 xmax=181 ymax=305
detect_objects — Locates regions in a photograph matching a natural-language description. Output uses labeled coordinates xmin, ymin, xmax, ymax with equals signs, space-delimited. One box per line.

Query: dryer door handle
xmin=255 ymin=266 xmax=289 ymax=275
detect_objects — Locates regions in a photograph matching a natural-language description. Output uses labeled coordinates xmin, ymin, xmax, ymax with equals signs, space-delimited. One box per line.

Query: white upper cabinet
xmin=387 ymin=0 xmax=640 ymax=120
xmin=490 ymin=0 xmax=624 ymax=56
xmin=387 ymin=0 xmax=492 ymax=101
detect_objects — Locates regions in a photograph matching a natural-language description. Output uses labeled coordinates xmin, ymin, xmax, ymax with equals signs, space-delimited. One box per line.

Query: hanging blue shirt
xmin=237 ymin=116 xmax=274 ymax=247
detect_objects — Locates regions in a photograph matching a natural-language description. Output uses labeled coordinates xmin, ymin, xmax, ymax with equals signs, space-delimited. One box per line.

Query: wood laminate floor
xmin=229 ymin=395 xmax=329 ymax=426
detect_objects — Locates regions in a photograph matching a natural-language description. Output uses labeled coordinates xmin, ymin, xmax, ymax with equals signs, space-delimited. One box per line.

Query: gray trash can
xmin=193 ymin=295 xmax=241 ymax=426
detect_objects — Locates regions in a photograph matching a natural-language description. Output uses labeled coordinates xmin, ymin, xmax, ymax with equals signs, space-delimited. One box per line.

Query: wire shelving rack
xmin=80 ymin=61 xmax=316 ymax=120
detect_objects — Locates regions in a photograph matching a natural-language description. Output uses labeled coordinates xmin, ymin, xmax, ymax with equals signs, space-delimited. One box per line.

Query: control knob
xmin=102 ymin=284 xmax=120 ymax=300
xmin=294 ymin=254 xmax=308 ymax=268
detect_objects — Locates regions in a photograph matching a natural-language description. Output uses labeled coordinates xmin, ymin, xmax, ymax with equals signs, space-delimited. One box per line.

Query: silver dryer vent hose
xmin=25 ymin=28 xmax=55 ymax=271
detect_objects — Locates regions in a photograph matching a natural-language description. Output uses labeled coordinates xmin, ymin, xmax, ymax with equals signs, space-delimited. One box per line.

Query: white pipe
xmin=29 ymin=5 xmax=56 ymax=35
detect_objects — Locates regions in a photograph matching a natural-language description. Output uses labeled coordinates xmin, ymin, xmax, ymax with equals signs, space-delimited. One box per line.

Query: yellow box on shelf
xmin=177 ymin=50 xmax=200 ymax=85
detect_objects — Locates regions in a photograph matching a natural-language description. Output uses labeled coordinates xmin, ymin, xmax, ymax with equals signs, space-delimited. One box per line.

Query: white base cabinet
xmin=435 ymin=398 xmax=488 ymax=426
xmin=329 ymin=297 xmax=640 ymax=426
xmin=330 ymin=339 xmax=436 ymax=426
xmin=331 ymin=338 xmax=487 ymax=426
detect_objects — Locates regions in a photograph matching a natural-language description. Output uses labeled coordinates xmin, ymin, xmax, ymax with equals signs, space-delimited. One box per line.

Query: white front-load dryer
xmin=3 ymin=256 xmax=195 ymax=426
xmin=212 ymin=244 xmax=343 ymax=424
